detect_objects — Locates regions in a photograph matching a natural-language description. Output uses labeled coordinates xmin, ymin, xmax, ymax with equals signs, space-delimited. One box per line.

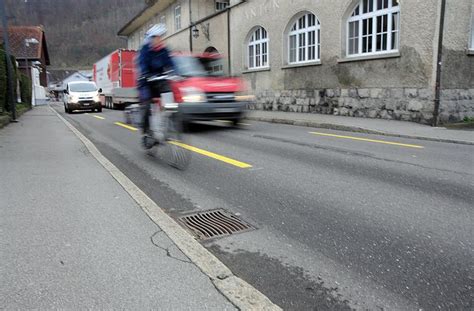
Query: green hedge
xmin=0 ymin=47 xmax=6 ymax=114
xmin=1 ymin=45 xmax=29 ymax=114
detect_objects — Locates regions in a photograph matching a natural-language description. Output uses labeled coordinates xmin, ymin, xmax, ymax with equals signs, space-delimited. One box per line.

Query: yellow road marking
xmin=115 ymin=122 xmax=138 ymax=131
xmin=112 ymin=120 xmax=252 ymax=168
xmin=215 ymin=120 xmax=251 ymax=126
xmin=169 ymin=141 xmax=253 ymax=168
xmin=309 ymin=132 xmax=425 ymax=149
xmin=93 ymin=115 xmax=105 ymax=120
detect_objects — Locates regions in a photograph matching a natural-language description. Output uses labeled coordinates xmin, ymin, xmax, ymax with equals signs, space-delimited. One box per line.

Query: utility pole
xmin=432 ymin=0 xmax=446 ymax=127
xmin=0 ymin=0 xmax=17 ymax=121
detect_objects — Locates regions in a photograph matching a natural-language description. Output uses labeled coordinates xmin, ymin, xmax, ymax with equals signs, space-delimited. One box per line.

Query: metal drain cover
xmin=178 ymin=209 xmax=255 ymax=240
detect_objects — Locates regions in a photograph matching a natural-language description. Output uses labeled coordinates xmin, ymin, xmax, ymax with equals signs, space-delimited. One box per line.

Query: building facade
xmin=118 ymin=0 xmax=474 ymax=124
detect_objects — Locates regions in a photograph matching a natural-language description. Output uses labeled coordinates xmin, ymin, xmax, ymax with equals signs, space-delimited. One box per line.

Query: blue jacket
xmin=137 ymin=43 xmax=175 ymax=101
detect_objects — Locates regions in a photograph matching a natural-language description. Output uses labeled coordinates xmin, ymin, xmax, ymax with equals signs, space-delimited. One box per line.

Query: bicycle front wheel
xmin=162 ymin=112 xmax=191 ymax=170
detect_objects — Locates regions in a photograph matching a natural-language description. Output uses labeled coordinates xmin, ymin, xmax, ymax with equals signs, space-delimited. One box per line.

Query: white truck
xmin=93 ymin=49 xmax=139 ymax=109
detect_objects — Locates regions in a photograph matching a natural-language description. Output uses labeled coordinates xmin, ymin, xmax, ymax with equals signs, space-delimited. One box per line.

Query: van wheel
xmin=232 ymin=119 xmax=242 ymax=126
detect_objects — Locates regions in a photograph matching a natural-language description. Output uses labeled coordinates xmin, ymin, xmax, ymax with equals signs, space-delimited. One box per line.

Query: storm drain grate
xmin=178 ymin=209 xmax=255 ymax=240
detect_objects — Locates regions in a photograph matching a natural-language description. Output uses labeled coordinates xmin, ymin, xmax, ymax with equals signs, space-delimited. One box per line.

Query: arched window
xmin=246 ymin=27 xmax=269 ymax=69
xmin=288 ymin=12 xmax=320 ymax=64
xmin=347 ymin=0 xmax=400 ymax=57
xmin=204 ymin=46 xmax=218 ymax=54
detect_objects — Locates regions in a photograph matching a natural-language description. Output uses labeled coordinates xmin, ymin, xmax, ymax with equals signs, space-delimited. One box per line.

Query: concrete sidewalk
xmin=246 ymin=110 xmax=474 ymax=145
xmin=0 ymin=106 xmax=235 ymax=309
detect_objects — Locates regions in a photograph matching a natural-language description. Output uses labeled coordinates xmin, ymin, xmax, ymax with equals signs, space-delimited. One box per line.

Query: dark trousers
xmin=141 ymin=80 xmax=171 ymax=134
xmin=141 ymin=100 xmax=152 ymax=134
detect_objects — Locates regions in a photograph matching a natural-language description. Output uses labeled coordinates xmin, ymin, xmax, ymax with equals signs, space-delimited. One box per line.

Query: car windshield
xmin=173 ymin=56 xmax=224 ymax=77
xmin=69 ymin=83 xmax=97 ymax=92
xmin=173 ymin=56 xmax=208 ymax=77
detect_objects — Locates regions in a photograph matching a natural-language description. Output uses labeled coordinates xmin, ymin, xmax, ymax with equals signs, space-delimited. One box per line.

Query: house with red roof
xmin=0 ymin=26 xmax=50 ymax=87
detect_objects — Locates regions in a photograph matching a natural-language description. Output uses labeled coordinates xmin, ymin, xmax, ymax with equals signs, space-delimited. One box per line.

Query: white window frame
xmin=247 ymin=27 xmax=270 ymax=70
xmin=287 ymin=12 xmax=321 ymax=65
xmin=174 ymin=5 xmax=181 ymax=31
xmin=346 ymin=0 xmax=400 ymax=58
xmin=215 ymin=0 xmax=229 ymax=12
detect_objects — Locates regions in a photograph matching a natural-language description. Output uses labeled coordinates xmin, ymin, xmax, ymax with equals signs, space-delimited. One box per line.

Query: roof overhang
xmin=117 ymin=0 xmax=175 ymax=37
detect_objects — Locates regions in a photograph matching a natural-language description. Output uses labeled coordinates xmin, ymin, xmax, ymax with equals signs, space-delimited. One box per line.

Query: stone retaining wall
xmin=249 ymin=88 xmax=474 ymax=124
xmin=439 ymin=89 xmax=474 ymax=123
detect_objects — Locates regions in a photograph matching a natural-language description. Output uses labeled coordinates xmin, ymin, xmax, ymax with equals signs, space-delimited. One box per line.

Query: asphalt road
xmin=52 ymin=103 xmax=474 ymax=310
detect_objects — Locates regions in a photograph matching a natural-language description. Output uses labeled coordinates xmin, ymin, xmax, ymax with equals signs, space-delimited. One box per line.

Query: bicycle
xmin=128 ymin=73 xmax=191 ymax=170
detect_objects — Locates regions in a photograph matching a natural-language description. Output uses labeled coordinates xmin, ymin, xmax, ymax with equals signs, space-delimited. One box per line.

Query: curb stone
xmin=0 ymin=115 xmax=9 ymax=129
xmin=49 ymin=105 xmax=282 ymax=311
xmin=245 ymin=116 xmax=474 ymax=146
xmin=0 ymin=106 xmax=32 ymax=130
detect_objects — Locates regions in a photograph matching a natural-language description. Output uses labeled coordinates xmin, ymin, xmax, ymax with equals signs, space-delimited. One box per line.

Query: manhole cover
xmin=178 ymin=209 xmax=255 ymax=240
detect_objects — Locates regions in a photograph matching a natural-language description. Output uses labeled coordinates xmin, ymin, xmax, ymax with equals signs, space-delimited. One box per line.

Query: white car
xmin=63 ymin=81 xmax=102 ymax=113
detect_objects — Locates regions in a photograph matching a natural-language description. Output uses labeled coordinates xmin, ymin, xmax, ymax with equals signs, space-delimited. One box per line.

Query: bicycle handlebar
xmin=148 ymin=75 xmax=185 ymax=83
xmin=147 ymin=75 xmax=169 ymax=82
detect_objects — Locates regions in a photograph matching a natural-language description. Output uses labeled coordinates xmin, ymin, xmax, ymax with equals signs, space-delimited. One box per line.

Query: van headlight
xmin=235 ymin=94 xmax=256 ymax=102
xmin=70 ymin=95 xmax=79 ymax=104
xmin=181 ymin=87 xmax=206 ymax=103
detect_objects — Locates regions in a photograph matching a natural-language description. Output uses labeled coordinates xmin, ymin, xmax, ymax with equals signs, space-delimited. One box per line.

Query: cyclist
xmin=137 ymin=24 xmax=175 ymax=148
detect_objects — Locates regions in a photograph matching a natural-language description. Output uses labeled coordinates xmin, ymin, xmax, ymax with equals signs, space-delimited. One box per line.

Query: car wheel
xmin=125 ymin=112 xmax=131 ymax=124
xmin=182 ymin=120 xmax=191 ymax=133
xmin=232 ymin=119 xmax=242 ymax=126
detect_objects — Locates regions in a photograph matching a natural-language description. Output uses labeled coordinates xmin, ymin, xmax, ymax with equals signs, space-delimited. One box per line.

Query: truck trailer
xmin=93 ymin=49 xmax=138 ymax=109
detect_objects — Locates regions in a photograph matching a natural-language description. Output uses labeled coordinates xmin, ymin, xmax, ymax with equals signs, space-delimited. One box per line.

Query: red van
xmin=169 ymin=52 xmax=251 ymax=125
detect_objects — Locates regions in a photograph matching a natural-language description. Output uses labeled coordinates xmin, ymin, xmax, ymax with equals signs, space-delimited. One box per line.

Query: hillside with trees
xmin=5 ymin=0 xmax=147 ymax=69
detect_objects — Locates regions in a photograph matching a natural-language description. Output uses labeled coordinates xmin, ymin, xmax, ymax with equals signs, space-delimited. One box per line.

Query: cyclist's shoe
xmin=142 ymin=132 xmax=156 ymax=149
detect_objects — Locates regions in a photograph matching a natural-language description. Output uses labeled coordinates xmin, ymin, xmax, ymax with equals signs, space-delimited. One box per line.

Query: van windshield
xmin=199 ymin=58 xmax=224 ymax=76
xmin=173 ymin=56 xmax=224 ymax=77
xmin=69 ymin=83 xmax=97 ymax=92
xmin=173 ymin=56 xmax=207 ymax=77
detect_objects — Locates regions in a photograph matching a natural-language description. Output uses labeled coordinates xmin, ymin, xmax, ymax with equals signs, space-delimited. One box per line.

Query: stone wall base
xmin=249 ymin=88 xmax=474 ymax=124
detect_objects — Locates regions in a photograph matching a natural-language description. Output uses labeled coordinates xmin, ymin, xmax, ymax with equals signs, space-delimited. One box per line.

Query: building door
xmin=203 ymin=47 xmax=224 ymax=75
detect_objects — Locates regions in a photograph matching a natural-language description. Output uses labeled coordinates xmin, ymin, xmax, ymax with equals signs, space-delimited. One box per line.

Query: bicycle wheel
xmin=162 ymin=112 xmax=191 ymax=170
